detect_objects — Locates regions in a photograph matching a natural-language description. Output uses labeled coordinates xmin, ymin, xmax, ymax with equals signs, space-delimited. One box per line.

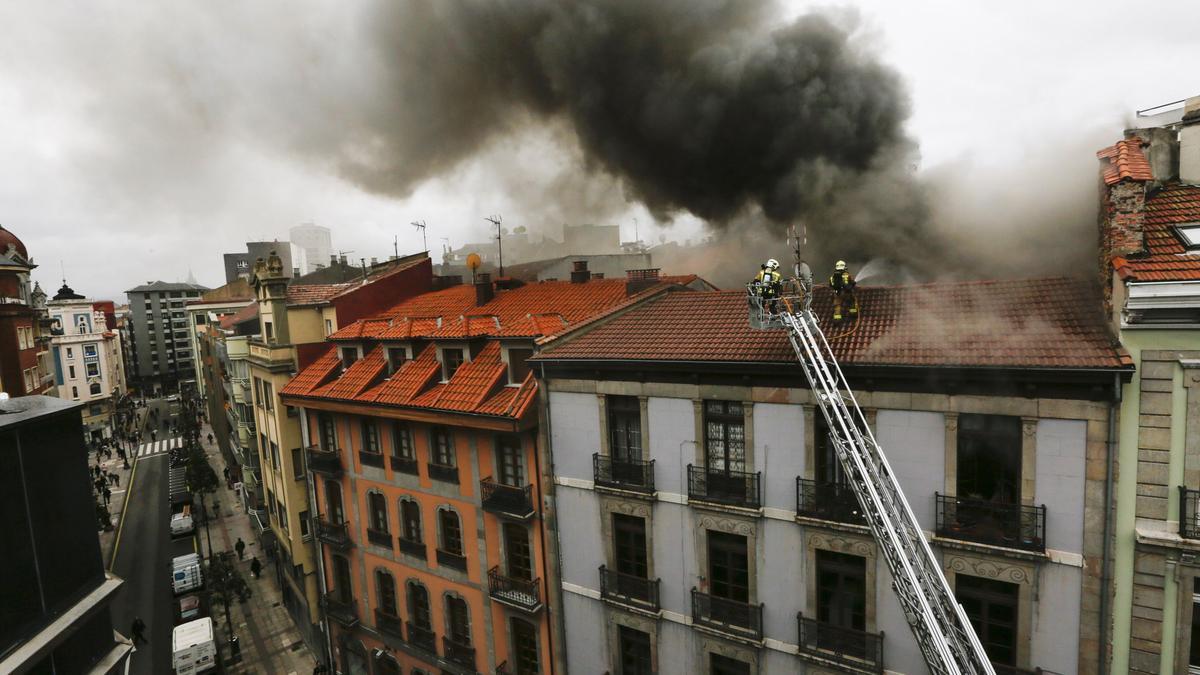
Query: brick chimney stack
xmin=570 ymin=259 xmax=591 ymax=284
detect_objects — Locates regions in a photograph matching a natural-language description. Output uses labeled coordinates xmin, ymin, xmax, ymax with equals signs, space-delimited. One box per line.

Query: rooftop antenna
xmin=411 ymin=220 xmax=428 ymax=253
xmin=485 ymin=214 xmax=504 ymax=277
xmin=60 ymin=260 xmax=66 ymax=287
xmin=393 ymin=235 xmax=399 ymax=259
xmin=633 ymin=217 xmax=640 ymax=249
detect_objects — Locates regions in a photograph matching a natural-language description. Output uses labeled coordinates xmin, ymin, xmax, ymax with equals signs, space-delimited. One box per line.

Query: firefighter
xmin=830 ymin=260 xmax=858 ymax=321
xmin=754 ymin=259 xmax=783 ymax=313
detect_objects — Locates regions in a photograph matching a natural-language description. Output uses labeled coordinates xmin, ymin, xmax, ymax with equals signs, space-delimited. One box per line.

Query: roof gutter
xmin=530 ymin=357 xmax=1136 ymax=374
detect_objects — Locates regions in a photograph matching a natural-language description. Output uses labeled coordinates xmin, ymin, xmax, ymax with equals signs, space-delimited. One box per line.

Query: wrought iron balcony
xmin=687 ymin=465 xmax=761 ymax=509
xmin=366 ymin=528 xmax=393 ymax=550
xmin=406 ymin=621 xmax=436 ymax=654
xmin=797 ymin=477 xmax=866 ymax=525
xmin=443 ymin=636 xmax=476 ymax=670
xmin=437 ymin=548 xmax=467 ymax=572
xmin=690 ymin=588 xmax=763 ymax=641
xmin=428 ymin=461 xmax=459 ymax=484
xmin=1180 ymin=487 xmax=1200 ymax=539
xmin=322 ymin=591 xmax=358 ymax=628
xmin=375 ymin=609 xmax=403 ymax=639
xmin=495 ymin=662 xmax=509 ymax=674
xmin=398 ymin=536 xmax=426 ymax=559
xmin=797 ymin=613 xmax=884 ymax=673
xmin=306 ymin=445 xmax=342 ymax=477
xmin=488 ymin=567 xmax=542 ymax=613
xmin=315 ymin=517 xmax=352 ymax=550
xmin=480 ymin=477 xmax=536 ymax=520
xmin=593 ymin=453 xmax=655 ymax=493
xmin=599 ymin=565 xmax=660 ymax=612
xmin=390 ymin=454 xmax=418 ymax=475
xmin=359 ymin=450 xmax=384 ymax=469
xmin=935 ymin=493 xmax=1046 ymax=552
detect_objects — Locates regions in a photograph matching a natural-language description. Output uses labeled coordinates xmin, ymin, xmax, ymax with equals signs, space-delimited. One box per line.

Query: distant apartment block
xmin=290 ymin=223 xmax=333 ymax=275
xmin=125 ymin=280 xmax=208 ymax=395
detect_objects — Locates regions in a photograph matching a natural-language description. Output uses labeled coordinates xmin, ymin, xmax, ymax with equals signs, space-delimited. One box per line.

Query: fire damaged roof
xmin=536 ymin=277 xmax=1131 ymax=371
xmin=1113 ymin=183 xmax=1200 ymax=282
xmin=1097 ymin=138 xmax=1154 ymax=185
xmin=280 ymin=276 xmax=702 ymax=421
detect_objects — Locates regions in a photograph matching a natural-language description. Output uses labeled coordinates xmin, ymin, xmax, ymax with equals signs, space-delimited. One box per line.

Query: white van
xmin=171 ymin=553 xmax=203 ymax=595
xmin=172 ymin=617 xmax=216 ymax=674
xmin=170 ymin=506 xmax=194 ymax=538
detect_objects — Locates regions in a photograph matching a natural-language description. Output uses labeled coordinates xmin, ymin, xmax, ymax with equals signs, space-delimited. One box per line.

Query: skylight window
xmin=1177 ymin=224 xmax=1200 ymax=250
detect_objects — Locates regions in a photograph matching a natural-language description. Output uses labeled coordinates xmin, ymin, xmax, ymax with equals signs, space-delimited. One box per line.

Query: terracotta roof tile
xmin=310 ymin=347 xmax=386 ymax=400
xmin=539 ymin=278 xmax=1129 ymax=371
xmin=1097 ymin=138 xmax=1153 ymax=186
xmin=1116 ymin=183 xmax=1200 ymax=282
xmin=280 ymin=349 xmax=341 ymax=396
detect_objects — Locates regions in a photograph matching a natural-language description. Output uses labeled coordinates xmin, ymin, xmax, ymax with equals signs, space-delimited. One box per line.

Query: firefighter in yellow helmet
xmin=754 ymin=258 xmax=783 ymax=313
xmin=830 ymin=260 xmax=857 ymax=321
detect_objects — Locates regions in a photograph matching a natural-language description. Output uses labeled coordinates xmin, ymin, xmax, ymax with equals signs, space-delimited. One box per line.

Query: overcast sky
xmin=1 ymin=1 xmax=1197 ymax=301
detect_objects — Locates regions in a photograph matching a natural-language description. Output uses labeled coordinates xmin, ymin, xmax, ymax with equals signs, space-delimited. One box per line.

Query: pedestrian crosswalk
xmin=134 ymin=436 xmax=182 ymax=458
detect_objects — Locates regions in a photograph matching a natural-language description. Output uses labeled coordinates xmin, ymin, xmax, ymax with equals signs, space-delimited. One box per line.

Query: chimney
xmin=330 ymin=254 xmax=338 ymax=266
xmin=339 ymin=254 xmax=348 ymax=265
xmin=475 ymin=273 xmax=494 ymax=306
xmin=625 ymin=268 xmax=661 ymax=296
xmin=371 ymin=257 xmax=378 ymax=266
xmin=1182 ymin=95 xmax=1200 ymax=184
xmin=570 ymin=259 xmax=591 ymax=284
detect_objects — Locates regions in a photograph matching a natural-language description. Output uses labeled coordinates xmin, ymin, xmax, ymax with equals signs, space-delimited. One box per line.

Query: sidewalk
xmin=197 ymin=422 xmax=320 ymax=675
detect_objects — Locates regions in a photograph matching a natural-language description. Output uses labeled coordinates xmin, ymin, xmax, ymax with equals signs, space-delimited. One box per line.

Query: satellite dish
xmin=466 ymin=253 xmax=482 ymax=271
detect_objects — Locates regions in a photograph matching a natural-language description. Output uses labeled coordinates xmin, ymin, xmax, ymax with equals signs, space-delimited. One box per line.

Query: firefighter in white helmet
xmin=830 ymin=260 xmax=858 ymax=321
xmin=754 ymin=258 xmax=783 ymax=313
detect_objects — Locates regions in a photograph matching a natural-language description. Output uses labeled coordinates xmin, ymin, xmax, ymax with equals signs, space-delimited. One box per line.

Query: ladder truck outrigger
xmin=746 ymin=227 xmax=995 ymax=675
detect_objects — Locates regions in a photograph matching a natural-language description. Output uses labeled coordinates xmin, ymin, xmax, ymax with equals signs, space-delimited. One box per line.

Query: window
xmin=90 ymin=403 xmax=104 ymax=416
xmin=66 ymin=347 xmax=73 ymax=359
xmin=608 ymin=395 xmax=642 ymax=462
xmin=511 ymin=617 xmax=539 ymax=675
xmin=710 ymin=653 xmax=750 ymax=675
xmin=707 ymin=531 xmax=748 ymax=603
xmin=1190 ymin=578 xmax=1200 ymax=670
xmin=24 ymin=368 xmax=35 ymax=392
xmin=1177 ymin=223 xmax=1200 ymax=250
xmin=446 ymin=595 xmax=470 ymax=645
xmin=71 ymin=386 xmax=79 ymax=399
xmin=496 ymin=435 xmax=525 ymax=486
xmin=368 ymin=492 xmax=389 ymax=534
xmin=84 ymin=344 xmax=97 ymax=357
xmin=361 ymin=419 xmax=381 ymax=454
xmin=86 ymin=362 xmax=99 ymax=378
xmin=614 ymin=514 xmax=648 ymax=579
xmin=325 ymin=319 xmax=333 ymax=336
xmin=262 ymin=381 xmax=273 ymax=411
xmin=276 ymin=500 xmax=288 ymax=531
xmin=408 ymin=582 xmax=432 ymax=629
xmin=507 ymin=347 xmax=533 ymax=384
xmin=89 ymin=382 xmax=102 ymax=395
xmin=387 ymin=347 xmax=406 ymax=374
xmin=957 ymin=575 xmax=1019 ymax=667
xmin=270 ymin=441 xmax=280 ymax=470
xmin=814 ymin=414 xmax=846 ymax=485
xmin=439 ymin=509 xmax=463 ymax=556
xmin=816 ymin=550 xmax=866 ymax=632
xmin=325 ymin=481 xmax=345 ymax=524
xmin=377 ymin=570 xmax=398 ymax=616
xmin=253 ymin=377 xmax=262 ymax=407
xmin=618 ymin=625 xmax=652 ymax=675
xmin=957 ymin=414 xmax=1021 ymax=503
xmin=340 ymin=347 xmax=358 ymax=370
xmin=292 ymin=447 xmax=304 ymax=479
xmin=401 ymin=499 xmax=422 ymax=543
xmin=431 ymin=427 xmax=455 ymax=467
xmin=299 ymin=509 xmax=310 ymax=538
xmin=704 ymin=400 xmax=745 ymax=473
xmin=332 ymin=555 xmax=354 ymax=603
xmin=266 ymin=489 xmax=276 ymax=515
xmin=504 ymin=523 xmax=533 ymax=581
xmin=68 ymin=365 xmax=76 ymax=379
xmin=391 ymin=422 xmax=414 ymax=459
xmin=264 ymin=321 xmax=274 ymax=342
xmin=441 ymin=348 xmax=464 ymax=381
xmin=319 ymin=413 xmax=337 ymax=451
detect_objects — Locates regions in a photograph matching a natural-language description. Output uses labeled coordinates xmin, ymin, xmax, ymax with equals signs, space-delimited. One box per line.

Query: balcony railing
xmin=488 ymin=567 xmax=542 ymax=613
xmin=797 ymin=613 xmax=884 ymax=673
xmin=687 ymin=465 xmax=761 ymax=509
xmin=366 ymin=528 xmax=393 ymax=550
xmin=690 ymin=588 xmax=763 ymax=641
xmin=428 ymin=462 xmax=459 ymax=484
xmin=306 ymin=445 xmax=343 ymax=477
xmin=390 ymin=454 xmax=418 ymax=475
xmin=935 ymin=493 xmax=1046 ymax=552
xmin=480 ymin=478 xmax=536 ymax=520
xmin=593 ymin=453 xmax=655 ymax=493
xmin=375 ymin=609 xmax=403 ymax=638
xmin=797 ymin=477 xmax=866 ymax=525
xmin=406 ymin=621 xmax=436 ymax=654
xmin=495 ymin=662 xmax=509 ymax=674
xmin=315 ymin=518 xmax=352 ymax=550
xmin=437 ymin=548 xmax=467 ymax=572
xmin=398 ymin=536 xmax=425 ymax=559
xmin=599 ymin=565 xmax=660 ymax=612
xmin=1180 ymin=487 xmax=1200 ymax=539
xmin=359 ymin=450 xmax=384 ymax=469
xmin=322 ymin=591 xmax=358 ymax=628
xmin=443 ymin=636 xmax=476 ymax=670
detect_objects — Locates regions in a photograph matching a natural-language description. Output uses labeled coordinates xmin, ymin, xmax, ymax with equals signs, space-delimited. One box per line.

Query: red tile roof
xmin=1097 ymin=138 xmax=1154 ymax=185
xmin=219 ymin=302 xmax=259 ymax=331
xmin=286 ymin=283 xmax=352 ymax=306
xmin=538 ymin=278 xmax=1130 ymax=370
xmin=1113 ymin=183 xmax=1200 ymax=282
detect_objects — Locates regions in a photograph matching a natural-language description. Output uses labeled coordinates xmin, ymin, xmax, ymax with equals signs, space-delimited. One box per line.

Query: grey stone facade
xmin=125 ymin=281 xmax=207 ymax=393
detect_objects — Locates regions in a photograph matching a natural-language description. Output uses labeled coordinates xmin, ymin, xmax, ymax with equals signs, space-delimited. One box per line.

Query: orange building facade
xmin=280 ymin=268 xmax=710 ymax=675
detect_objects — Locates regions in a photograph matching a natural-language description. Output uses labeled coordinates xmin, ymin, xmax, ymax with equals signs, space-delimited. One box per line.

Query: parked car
xmin=170 ymin=506 xmax=194 ymax=538
xmin=172 ymin=617 xmax=216 ymax=674
xmin=171 ymin=553 xmax=203 ymax=596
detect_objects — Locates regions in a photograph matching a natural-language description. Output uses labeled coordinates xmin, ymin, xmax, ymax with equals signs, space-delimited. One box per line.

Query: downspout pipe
xmin=300 ymin=406 xmax=334 ymax=671
xmin=535 ymin=361 xmax=566 ymax=675
xmin=1099 ymin=372 xmax=1122 ymax=675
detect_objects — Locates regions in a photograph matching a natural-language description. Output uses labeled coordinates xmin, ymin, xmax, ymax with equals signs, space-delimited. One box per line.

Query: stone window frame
xmin=693 ymin=512 xmax=758 ymax=603
xmin=604 ymin=605 xmax=660 ymax=674
xmin=692 ymin=398 xmax=756 ymax=472
xmin=397 ymin=495 xmax=423 ymax=544
xmin=1172 ymin=556 xmax=1200 ymax=675
xmin=805 ymin=530 xmax=880 ymax=633
xmin=941 ymin=551 xmax=1036 ymax=669
xmin=435 ymin=504 xmax=464 ymax=554
xmin=372 ymin=566 xmax=400 ymax=619
xmin=506 ymin=615 xmax=544 ymax=675
xmin=441 ymin=589 xmax=473 ymax=646
xmin=698 ymin=634 xmax=759 ymax=675
xmin=802 ymin=405 xmax=878 ymax=481
xmin=404 ymin=577 xmax=433 ymax=629
xmin=365 ymin=488 xmax=391 ymax=536
xmin=598 ymin=495 xmax=655 ymax=578
xmin=597 ymin=393 xmax=651 ymax=461
xmin=943 ymin=412 xmax=1039 ymax=506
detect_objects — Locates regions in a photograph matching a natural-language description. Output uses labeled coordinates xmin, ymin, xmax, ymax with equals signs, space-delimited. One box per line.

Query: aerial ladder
xmin=748 ymin=228 xmax=995 ymax=675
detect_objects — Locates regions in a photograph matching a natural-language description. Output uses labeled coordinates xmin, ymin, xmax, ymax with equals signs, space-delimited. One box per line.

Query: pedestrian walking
xmin=249 ymin=556 xmax=262 ymax=579
xmin=104 ymin=446 xmax=112 ymax=460
xmin=131 ymin=617 xmax=146 ymax=645
xmin=235 ymin=538 xmax=245 ymax=560
xmin=151 ymin=429 xmax=157 ymax=442
xmin=223 ymin=467 xmax=230 ymax=482
xmin=207 ymin=433 xmax=214 ymax=445
xmin=102 ymin=486 xmax=111 ymax=506
xmin=107 ymin=472 xmax=116 ymax=486
xmin=112 ymin=472 xmax=121 ymax=487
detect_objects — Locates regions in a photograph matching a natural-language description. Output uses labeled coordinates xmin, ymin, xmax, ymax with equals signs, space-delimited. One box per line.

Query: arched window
xmin=90 ymin=382 xmax=102 ymax=395
xmin=374 ymin=654 xmax=401 ymax=675
xmin=445 ymin=595 xmax=471 ymax=646
xmin=439 ymin=508 xmax=463 ymax=556
xmin=376 ymin=569 xmax=398 ymax=616
xmin=511 ymin=617 xmax=540 ymax=674
xmin=367 ymin=491 xmax=389 ymax=534
xmin=324 ymin=480 xmax=344 ymax=524
xmin=407 ymin=581 xmax=431 ymax=629
xmin=331 ymin=554 xmax=353 ymax=603
xmin=400 ymin=499 xmax=422 ymax=543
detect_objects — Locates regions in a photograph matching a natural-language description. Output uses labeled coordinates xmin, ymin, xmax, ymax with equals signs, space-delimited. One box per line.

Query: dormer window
xmin=386 ymin=347 xmax=407 ymax=375
xmin=441 ymin=348 xmax=464 ymax=382
xmin=340 ymin=347 xmax=359 ymax=370
xmin=506 ymin=347 xmax=533 ymax=385
xmin=1176 ymin=223 xmax=1200 ymax=251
